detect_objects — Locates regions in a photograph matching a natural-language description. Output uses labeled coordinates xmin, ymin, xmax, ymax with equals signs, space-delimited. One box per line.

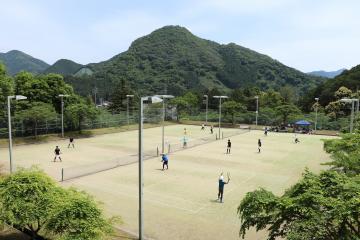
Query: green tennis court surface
xmin=0 ymin=124 xmax=335 ymax=239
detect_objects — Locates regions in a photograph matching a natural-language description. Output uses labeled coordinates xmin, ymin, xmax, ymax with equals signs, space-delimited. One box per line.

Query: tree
xmin=279 ymin=85 xmax=297 ymax=104
xmin=238 ymin=170 xmax=360 ymax=240
xmin=275 ymin=104 xmax=300 ymax=124
xmin=108 ymin=79 xmax=134 ymax=113
xmin=170 ymin=97 xmax=189 ymax=121
xmin=0 ymin=168 xmax=117 ymax=240
xmin=14 ymin=72 xmax=74 ymax=112
xmin=323 ymin=133 xmax=360 ymax=175
xmin=0 ymin=168 xmax=60 ymax=239
xmin=334 ymin=86 xmax=352 ymax=100
xmin=222 ymin=100 xmax=246 ymax=124
xmin=260 ymin=89 xmax=284 ymax=108
xmin=46 ymin=188 xmax=118 ymax=240
xmin=16 ymin=102 xmax=57 ymax=137
xmin=181 ymin=92 xmax=199 ymax=109
xmin=66 ymin=103 xmax=98 ymax=132
xmin=0 ymin=64 xmax=14 ymax=122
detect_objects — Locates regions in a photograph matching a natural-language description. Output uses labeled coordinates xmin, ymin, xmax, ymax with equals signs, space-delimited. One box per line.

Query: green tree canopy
xmin=238 ymin=170 xmax=360 ymax=240
xmin=14 ymin=72 xmax=75 ymax=112
xmin=260 ymin=89 xmax=284 ymax=108
xmin=65 ymin=103 xmax=98 ymax=132
xmin=222 ymin=100 xmax=246 ymax=124
xmin=0 ymin=168 xmax=117 ymax=240
xmin=275 ymin=104 xmax=301 ymax=124
xmin=0 ymin=64 xmax=14 ymax=121
xmin=16 ymin=102 xmax=57 ymax=137
xmin=108 ymin=79 xmax=135 ymax=113
xmin=323 ymin=133 xmax=360 ymax=175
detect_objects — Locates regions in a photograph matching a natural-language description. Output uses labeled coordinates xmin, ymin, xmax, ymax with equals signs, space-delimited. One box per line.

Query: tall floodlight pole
xmin=156 ymin=95 xmax=174 ymax=153
xmin=93 ymin=87 xmax=98 ymax=106
xmin=341 ymin=98 xmax=358 ymax=133
xmin=213 ymin=96 xmax=228 ymax=139
xmin=204 ymin=95 xmax=208 ymax=125
xmin=138 ymin=95 xmax=163 ymax=240
xmin=58 ymin=94 xmax=69 ymax=138
xmin=314 ymin=97 xmax=319 ymax=132
xmin=255 ymin=96 xmax=259 ymax=126
xmin=7 ymin=95 xmax=27 ymax=173
xmin=126 ymin=95 xmax=134 ymax=129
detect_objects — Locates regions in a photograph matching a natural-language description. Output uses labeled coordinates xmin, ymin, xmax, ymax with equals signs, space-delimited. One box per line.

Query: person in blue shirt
xmin=161 ymin=153 xmax=169 ymax=170
xmin=217 ymin=172 xmax=230 ymax=203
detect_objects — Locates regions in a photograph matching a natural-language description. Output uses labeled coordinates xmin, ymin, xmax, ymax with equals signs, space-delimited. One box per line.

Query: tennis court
xmin=0 ymin=124 xmax=335 ymax=239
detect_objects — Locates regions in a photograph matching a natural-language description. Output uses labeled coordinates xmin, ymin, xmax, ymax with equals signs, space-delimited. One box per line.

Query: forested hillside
xmin=43 ymin=59 xmax=83 ymax=75
xmin=66 ymin=26 xmax=325 ymax=98
xmin=0 ymin=50 xmax=49 ymax=75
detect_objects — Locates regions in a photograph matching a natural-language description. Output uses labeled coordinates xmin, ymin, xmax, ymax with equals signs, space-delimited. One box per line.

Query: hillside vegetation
xmin=67 ymin=25 xmax=325 ymax=97
xmin=0 ymin=50 xmax=49 ymax=75
xmin=43 ymin=59 xmax=83 ymax=75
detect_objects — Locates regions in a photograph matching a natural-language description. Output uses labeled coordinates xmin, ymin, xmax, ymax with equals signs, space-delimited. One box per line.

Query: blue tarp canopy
xmin=295 ymin=120 xmax=311 ymax=126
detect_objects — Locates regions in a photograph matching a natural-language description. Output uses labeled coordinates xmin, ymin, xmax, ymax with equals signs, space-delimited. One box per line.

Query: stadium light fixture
xmin=58 ymin=94 xmax=70 ymax=138
xmin=340 ymin=98 xmax=359 ymax=133
xmin=126 ymin=95 xmax=134 ymax=129
xmin=213 ymin=96 xmax=228 ymax=139
xmin=138 ymin=95 xmax=165 ymax=240
xmin=156 ymin=95 xmax=174 ymax=154
xmin=7 ymin=95 xmax=27 ymax=173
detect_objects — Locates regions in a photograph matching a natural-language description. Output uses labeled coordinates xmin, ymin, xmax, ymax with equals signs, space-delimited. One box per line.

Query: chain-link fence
xmin=0 ymin=106 xmax=174 ymax=138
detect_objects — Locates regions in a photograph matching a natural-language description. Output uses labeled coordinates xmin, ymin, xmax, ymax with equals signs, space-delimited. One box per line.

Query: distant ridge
xmin=43 ymin=59 xmax=83 ymax=75
xmin=307 ymin=68 xmax=346 ymax=78
xmin=0 ymin=50 xmax=49 ymax=75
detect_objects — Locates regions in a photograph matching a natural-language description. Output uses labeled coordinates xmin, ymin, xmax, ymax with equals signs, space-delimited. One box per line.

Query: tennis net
xmin=60 ymin=126 xmax=250 ymax=181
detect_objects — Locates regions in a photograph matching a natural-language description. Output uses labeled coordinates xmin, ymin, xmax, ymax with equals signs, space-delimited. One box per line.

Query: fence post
xmin=157 ymin=146 xmax=159 ymax=156
xmin=216 ymin=133 xmax=218 ymax=140
xmin=61 ymin=168 xmax=64 ymax=182
xmin=222 ymin=132 xmax=224 ymax=139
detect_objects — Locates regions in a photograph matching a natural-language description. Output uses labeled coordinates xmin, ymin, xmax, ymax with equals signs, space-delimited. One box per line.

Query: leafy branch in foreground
xmin=0 ymin=168 xmax=120 ymax=239
xmin=238 ymin=170 xmax=360 ymax=240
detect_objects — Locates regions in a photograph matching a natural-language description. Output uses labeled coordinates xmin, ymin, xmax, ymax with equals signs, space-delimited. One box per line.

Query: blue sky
xmin=1 ymin=0 xmax=359 ymax=72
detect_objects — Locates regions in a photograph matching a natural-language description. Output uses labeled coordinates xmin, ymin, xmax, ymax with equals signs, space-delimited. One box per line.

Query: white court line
xmin=94 ymin=183 xmax=202 ymax=213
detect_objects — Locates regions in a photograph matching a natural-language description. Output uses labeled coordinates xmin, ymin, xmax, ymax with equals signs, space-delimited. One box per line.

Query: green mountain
xmin=73 ymin=25 xmax=324 ymax=98
xmin=307 ymin=69 xmax=346 ymax=78
xmin=301 ymin=65 xmax=360 ymax=110
xmin=0 ymin=50 xmax=49 ymax=75
xmin=44 ymin=59 xmax=83 ymax=75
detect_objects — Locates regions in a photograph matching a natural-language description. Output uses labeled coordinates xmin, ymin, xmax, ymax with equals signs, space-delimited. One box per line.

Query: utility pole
xmin=138 ymin=95 xmax=163 ymax=239
xmin=58 ymin=94 xmax=69 ymax=138
xmin=314 ymin=97 xmax=319 ymax=132
xmin=213 ymin=96 xmax=228 ymax=139
xmin=255 ymin=96 xmax=259 ymax=126
xmin=93 ymin=87 xmax=98 ymax=106
xmin=157 ymin=95 xmax=174 ymax=153
xmin=126 ymin=95 xmax=134 ymax=129
xmin=204 ymin=95 xmax=208 ymax=125
xmin=7 ymin=95 xmax=27 ymax=173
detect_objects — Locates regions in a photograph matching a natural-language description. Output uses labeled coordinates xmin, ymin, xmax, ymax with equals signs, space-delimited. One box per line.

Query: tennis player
xmin=217 ymin=172 xmax=230 ymax=203
xmin=226 ymin=139 xmax=232 ymax=154
xmin=68 ymin=137 xmax=75 ymax=148
xmin=161 ymin=153 xmax=169 ymax=170
xmin=54 ymin=146 xmax=62 ymax=162
xmin=258 ymin=139 xmax=262 ymax=153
